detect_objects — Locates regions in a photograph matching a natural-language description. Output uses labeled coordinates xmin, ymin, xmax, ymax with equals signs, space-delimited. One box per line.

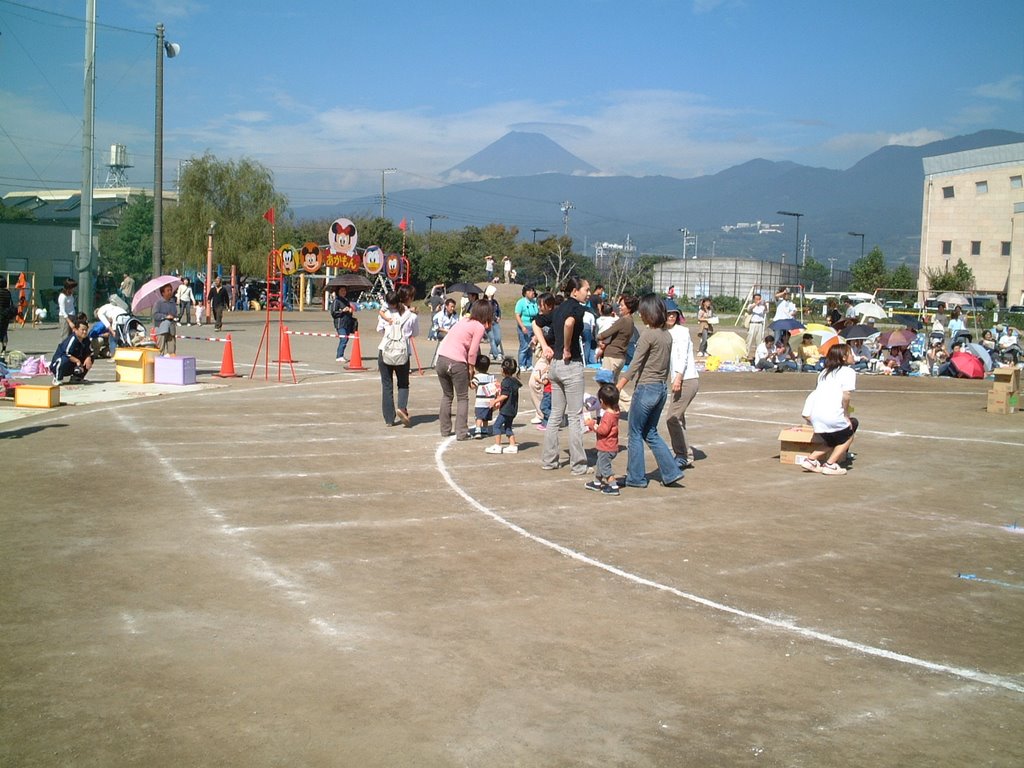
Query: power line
xmin=0 ymin=0 xmax=151 ymax=36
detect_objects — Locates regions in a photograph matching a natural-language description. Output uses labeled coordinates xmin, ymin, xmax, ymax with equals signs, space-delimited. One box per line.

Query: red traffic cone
xmin=346 ymin=331 xmax=365 ymax=371
xmin=215 ymin=334 xmax=238 ymax=378
xmin=276 ymin=325 xmax=296 ymax=363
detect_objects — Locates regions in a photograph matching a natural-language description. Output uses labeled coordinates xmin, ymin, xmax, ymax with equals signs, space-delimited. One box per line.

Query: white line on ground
xmin=689 ymin=411 xmax=1024 ymax=447
xmin=434 ymin=437 xmax=1024 ymax=695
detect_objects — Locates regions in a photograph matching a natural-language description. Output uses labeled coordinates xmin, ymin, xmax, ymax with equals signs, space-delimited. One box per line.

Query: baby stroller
xmin=91 ymin=312 xmax=153 ymax=358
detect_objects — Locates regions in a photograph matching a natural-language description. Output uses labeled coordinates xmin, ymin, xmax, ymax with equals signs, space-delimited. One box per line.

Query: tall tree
xmin=848 ymin=246 xmax=889 ymax=293
xmin=800 ymin=256 xmax=830 ymax=291
xmin=98 ymin=196 xmax=152 ymax=279
xmin=886 ymin=263 xmax=917 ymax=291
xmin=164 ymin=153 xmax=287 ymax=274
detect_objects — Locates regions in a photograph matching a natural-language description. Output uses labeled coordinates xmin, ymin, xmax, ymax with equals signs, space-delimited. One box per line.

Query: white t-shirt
xmin=773 ymin=299 xmax=796 ymax=321
xmin=804 ymin=366 xmax=856 ymax=434
xmin=749 ymin=302 xmax=767 ymax=323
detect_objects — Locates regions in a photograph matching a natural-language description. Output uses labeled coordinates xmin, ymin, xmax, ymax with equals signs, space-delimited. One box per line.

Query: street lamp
xmin=153 ymin=23 xmax=180 ymax=278
xmin=426 ymin=214 xmax=447 ymax=252
xmin=848 ymin=231 xmax=865 ymax=260
xmin=678 ymin=228 xmax=689 ymax=259
xmin=380 ymin=167 xmax=397 ymax=219
xmin=777 ymin=211 xmax=803 ymax=266
xmin=204 ymin=221 xmax=215 ymax=318
xmin=531 ymin=228 xmax=549 ymax=243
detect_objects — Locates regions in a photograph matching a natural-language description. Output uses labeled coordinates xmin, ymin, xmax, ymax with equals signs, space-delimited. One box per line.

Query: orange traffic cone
xmin=346 ymin=331 xmax=365 ymax=371
xmin=215 ymin=334 xmax=238 ymax=378
xmin=276 ymin=325 xmax=296 ymax=363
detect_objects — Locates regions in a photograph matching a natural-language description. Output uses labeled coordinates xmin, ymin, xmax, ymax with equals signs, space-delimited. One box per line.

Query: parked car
xmin=884 ymin=300 xmax=906 ymax=310
xmin=1008 ymin=305 xmax=1024 ymax=314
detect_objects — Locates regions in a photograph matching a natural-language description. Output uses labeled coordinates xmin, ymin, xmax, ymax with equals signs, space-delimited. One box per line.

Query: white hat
xmin=484 ymin=285 xmax=497 ymax=298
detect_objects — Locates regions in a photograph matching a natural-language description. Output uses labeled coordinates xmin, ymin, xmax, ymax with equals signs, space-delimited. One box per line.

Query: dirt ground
xmin=2 ymin=311 xmax=1023 ymax=767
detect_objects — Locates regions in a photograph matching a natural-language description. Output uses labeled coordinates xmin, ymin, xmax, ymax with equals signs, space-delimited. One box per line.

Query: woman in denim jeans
xmin=617 ymin=294 xmax=684 ymax=488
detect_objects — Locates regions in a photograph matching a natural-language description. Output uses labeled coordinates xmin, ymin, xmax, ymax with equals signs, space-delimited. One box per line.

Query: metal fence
xmin=653 ymin=257 xmax=851 ymax=299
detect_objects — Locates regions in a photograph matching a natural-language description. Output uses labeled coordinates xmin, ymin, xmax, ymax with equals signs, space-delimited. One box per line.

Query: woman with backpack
xmin=376 ymin=289 xmax=417 ymax=427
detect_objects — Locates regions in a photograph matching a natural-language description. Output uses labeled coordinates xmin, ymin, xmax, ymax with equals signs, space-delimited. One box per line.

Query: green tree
xmin=887 ymin=263 xmax=917 ymax=291
xmin=0 ymin=200 xmax=33 ymax=220
xmin=164 ymin=153 xmax=287 ymax=274
xmin=98 ymin=196 xmax=152 ymax=279
xmin=925 ymin=259 xmax=974 ymax=292
xmin=848 ymin=246 xmax=888 ymax=292
xmin=800 ymin=256 xmax=830 ymax=291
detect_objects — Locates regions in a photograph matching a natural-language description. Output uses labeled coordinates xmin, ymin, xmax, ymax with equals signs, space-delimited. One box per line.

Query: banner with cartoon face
xmin=278 ymin=245 xmax=298 ymax=275
xmin=385 ymin=252 xmax=401 ymax=280
xmin=329 ymin=218 xmax=357 ymax=254
xmin=301 ymin=242 xmax=322 ymax=273
xmin=363 ymin=246 xmax=384 ymax=275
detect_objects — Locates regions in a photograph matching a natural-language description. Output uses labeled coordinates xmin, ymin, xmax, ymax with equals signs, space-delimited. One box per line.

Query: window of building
xmin=5 ymin=257 xmax=28 ymax=272
xmin=52 ymin=259 xmax=73 ymax=288
xmin=970 ymin=241 xmax=981 ymax=256
xmin=941 ymin=240 xmax=952 ymax=255
xmin=942 ymin=186 xmax=955 ymax=198
xmin=1011 ymin=175 xmax=1023 ymax=189
xmin=1002 ymin=241 xmax=1012 ymax=257
xmin=976 ymin=180 xmax=988 ymax=194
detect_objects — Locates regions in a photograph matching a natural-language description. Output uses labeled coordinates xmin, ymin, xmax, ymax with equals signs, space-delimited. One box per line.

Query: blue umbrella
xmin=770 ymin=318 xmax=805 ymax=332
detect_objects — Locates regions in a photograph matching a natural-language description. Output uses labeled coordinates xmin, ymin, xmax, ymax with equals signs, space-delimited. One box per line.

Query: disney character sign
xmin=329 ymin=218 xmax=357 ymax=255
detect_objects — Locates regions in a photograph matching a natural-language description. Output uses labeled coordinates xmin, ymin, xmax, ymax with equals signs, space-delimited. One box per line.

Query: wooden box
xmin=778 ymin=425 xmax=826 ymax=465
xmin=113 ymin=347 xmax=158 ymax=384
xmin=14 ymin=384 xmax=60 ymax=409
xmin=154 ymin=355 xmax=197 ymax=385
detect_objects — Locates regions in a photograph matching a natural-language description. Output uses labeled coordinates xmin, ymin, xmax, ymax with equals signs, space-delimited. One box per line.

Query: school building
xmin=917 ymin=142 xmax=1024 ymax=305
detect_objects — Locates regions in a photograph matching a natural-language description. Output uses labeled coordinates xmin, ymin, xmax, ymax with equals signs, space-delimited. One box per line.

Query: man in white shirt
xmin=773 ymin=288 xmax=798 ymax=344
xmin=745 ymin=292 xmax=767 ymax=360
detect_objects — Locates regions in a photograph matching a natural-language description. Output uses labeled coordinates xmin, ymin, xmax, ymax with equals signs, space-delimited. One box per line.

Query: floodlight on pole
xmin=777 ymin=210 xmax=803 ymax=266
xmin=848 ymin=231 xmax=865 ymax=260
xmin=153 ymin=23 xmax=179 ymax=278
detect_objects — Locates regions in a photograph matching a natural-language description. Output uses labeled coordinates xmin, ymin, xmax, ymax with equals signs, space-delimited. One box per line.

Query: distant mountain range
xmin=296 ymin=129 xmax=1024 ymax=267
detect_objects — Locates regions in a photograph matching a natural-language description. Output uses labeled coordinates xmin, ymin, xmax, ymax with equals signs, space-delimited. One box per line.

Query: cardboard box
xmin=14 ymin=384 xmax=60 ymax=409
xmin=154 ymin=355 xmax=197 ymax=385
xmin=113 ymin=347 xmax=158 ymax=384
xmin=991 ymin=367 xmax=1020 ymax=394
xmin=987 ymin=389 xmax=1019 ymax=415
xmin=778 ymin=425 xmax=827 ymax=465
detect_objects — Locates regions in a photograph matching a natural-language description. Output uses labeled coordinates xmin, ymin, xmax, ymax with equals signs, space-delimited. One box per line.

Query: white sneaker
xmin=821 ymin=462 xmax=848 ymax=476
xmin=502 ymin=445 xmax=519 ymax=454
xmin=800 ymin=458 xmax=822 ymax=473
xmin=530 ymin=416 xmax=543 ymax=424
xmin=336 ymin=357 xmax=345 ymax=362
xmin=485 ymin=444 xmax=504 ymax=454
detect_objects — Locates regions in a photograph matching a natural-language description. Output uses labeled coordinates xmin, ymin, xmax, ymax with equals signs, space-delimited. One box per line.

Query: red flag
xmin=398 ymin=217 xmax=407 ymax=232
xmin=263 ymin=207 xmax=275 ymax=225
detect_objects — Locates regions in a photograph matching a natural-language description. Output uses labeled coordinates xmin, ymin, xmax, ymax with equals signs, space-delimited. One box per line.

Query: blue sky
xmin=1 ymin=0 xmax=1022 ymax=211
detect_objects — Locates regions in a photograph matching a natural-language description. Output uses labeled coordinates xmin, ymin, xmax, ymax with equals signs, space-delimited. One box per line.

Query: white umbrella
xmin=853 ymin=302 xmax=887 ymax=321
xmin=935 ymin=291 xmax=969 ymax=307
xmin=132 ymin=275 xmax=181 ymax=313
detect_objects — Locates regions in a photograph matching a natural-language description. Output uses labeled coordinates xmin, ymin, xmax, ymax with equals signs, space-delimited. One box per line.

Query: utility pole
xmin=560 ymin=200 xmax=574 ymax=236
xmin=380 ymin=168 xmax=397 ymax=219
xmin=78 ymin=0 xmax=96 ymax=315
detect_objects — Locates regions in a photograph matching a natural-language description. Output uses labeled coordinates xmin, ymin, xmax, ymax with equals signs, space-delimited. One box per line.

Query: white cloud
xmin=971 ymin=74 xmax=1024 ymax=102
